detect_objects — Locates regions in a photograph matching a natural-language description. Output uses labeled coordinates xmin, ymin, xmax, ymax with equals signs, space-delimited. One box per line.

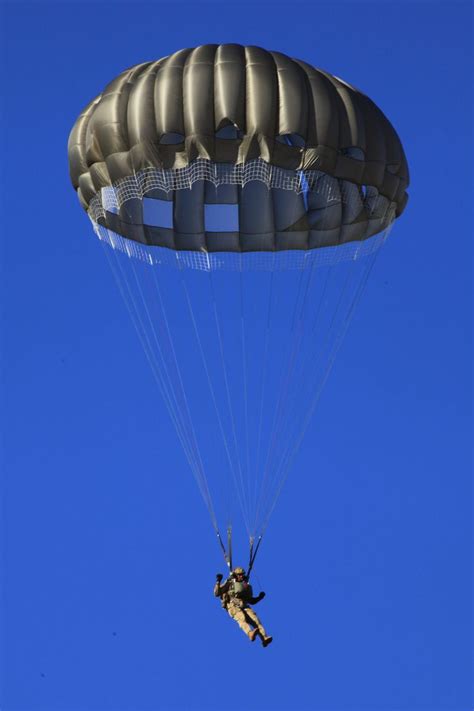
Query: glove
xmin=216 ymin=573 xmax=223 ymax=583
xmin=258 ymin=591 xmax=266 ymax=600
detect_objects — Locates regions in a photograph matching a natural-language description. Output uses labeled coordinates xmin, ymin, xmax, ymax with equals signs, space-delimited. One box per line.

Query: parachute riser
xmin=217 ymin=528 xmax=262 ymax=578
xmin=216 ymin=530 xmax=232 ymax=572
xmin=246 ymin=535 xmax=263 ymax=580
xmin=227 ymin=525 xmax=233 ymax=572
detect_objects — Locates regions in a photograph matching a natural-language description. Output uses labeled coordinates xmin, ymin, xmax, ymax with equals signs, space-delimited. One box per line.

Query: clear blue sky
xmin=1 ymin=2 xmax=472 ymax=710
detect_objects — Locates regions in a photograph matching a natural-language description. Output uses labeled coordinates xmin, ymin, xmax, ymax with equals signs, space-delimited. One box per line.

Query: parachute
xmin=68 ymin=45 xmax=409 ymax=572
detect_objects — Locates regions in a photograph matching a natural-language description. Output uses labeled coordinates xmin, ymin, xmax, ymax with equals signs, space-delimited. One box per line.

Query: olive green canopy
xmin=68 ymin=45 xmax=408 ymax=253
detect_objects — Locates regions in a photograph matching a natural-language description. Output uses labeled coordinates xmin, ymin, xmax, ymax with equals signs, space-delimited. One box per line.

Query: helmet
xmin=233 ymin=567 xmax=246 ymax=576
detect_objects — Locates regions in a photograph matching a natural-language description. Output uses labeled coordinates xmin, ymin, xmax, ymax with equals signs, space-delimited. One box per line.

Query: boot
xmin=248 ymin=628 xmax=258 ymax=642
xmin=262 ymin=635 xmax=273 ymax=647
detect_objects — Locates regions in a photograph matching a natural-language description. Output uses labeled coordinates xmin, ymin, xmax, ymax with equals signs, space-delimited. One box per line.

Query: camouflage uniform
xmin=214 ymin=574 xmax=271 ymax=644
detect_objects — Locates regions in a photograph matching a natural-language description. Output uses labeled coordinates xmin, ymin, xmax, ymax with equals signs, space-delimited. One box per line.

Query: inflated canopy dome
xmin=68 ymin=44 xmax=409 ymax=254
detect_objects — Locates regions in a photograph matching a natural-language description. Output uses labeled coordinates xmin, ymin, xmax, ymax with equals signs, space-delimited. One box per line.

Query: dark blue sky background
xmin=1 ymin=2 xmax=472 ymax=710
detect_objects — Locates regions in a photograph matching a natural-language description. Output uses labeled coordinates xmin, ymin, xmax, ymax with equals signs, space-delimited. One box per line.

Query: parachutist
xmin=214 ymin=567 xmax=272 ymax=647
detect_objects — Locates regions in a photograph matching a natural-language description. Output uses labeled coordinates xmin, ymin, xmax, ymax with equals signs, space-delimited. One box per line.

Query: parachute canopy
xmin=68 ymin=44 xmax=408 ymax=256
xmin=68 ymin=46 xmax=409 ymax=566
